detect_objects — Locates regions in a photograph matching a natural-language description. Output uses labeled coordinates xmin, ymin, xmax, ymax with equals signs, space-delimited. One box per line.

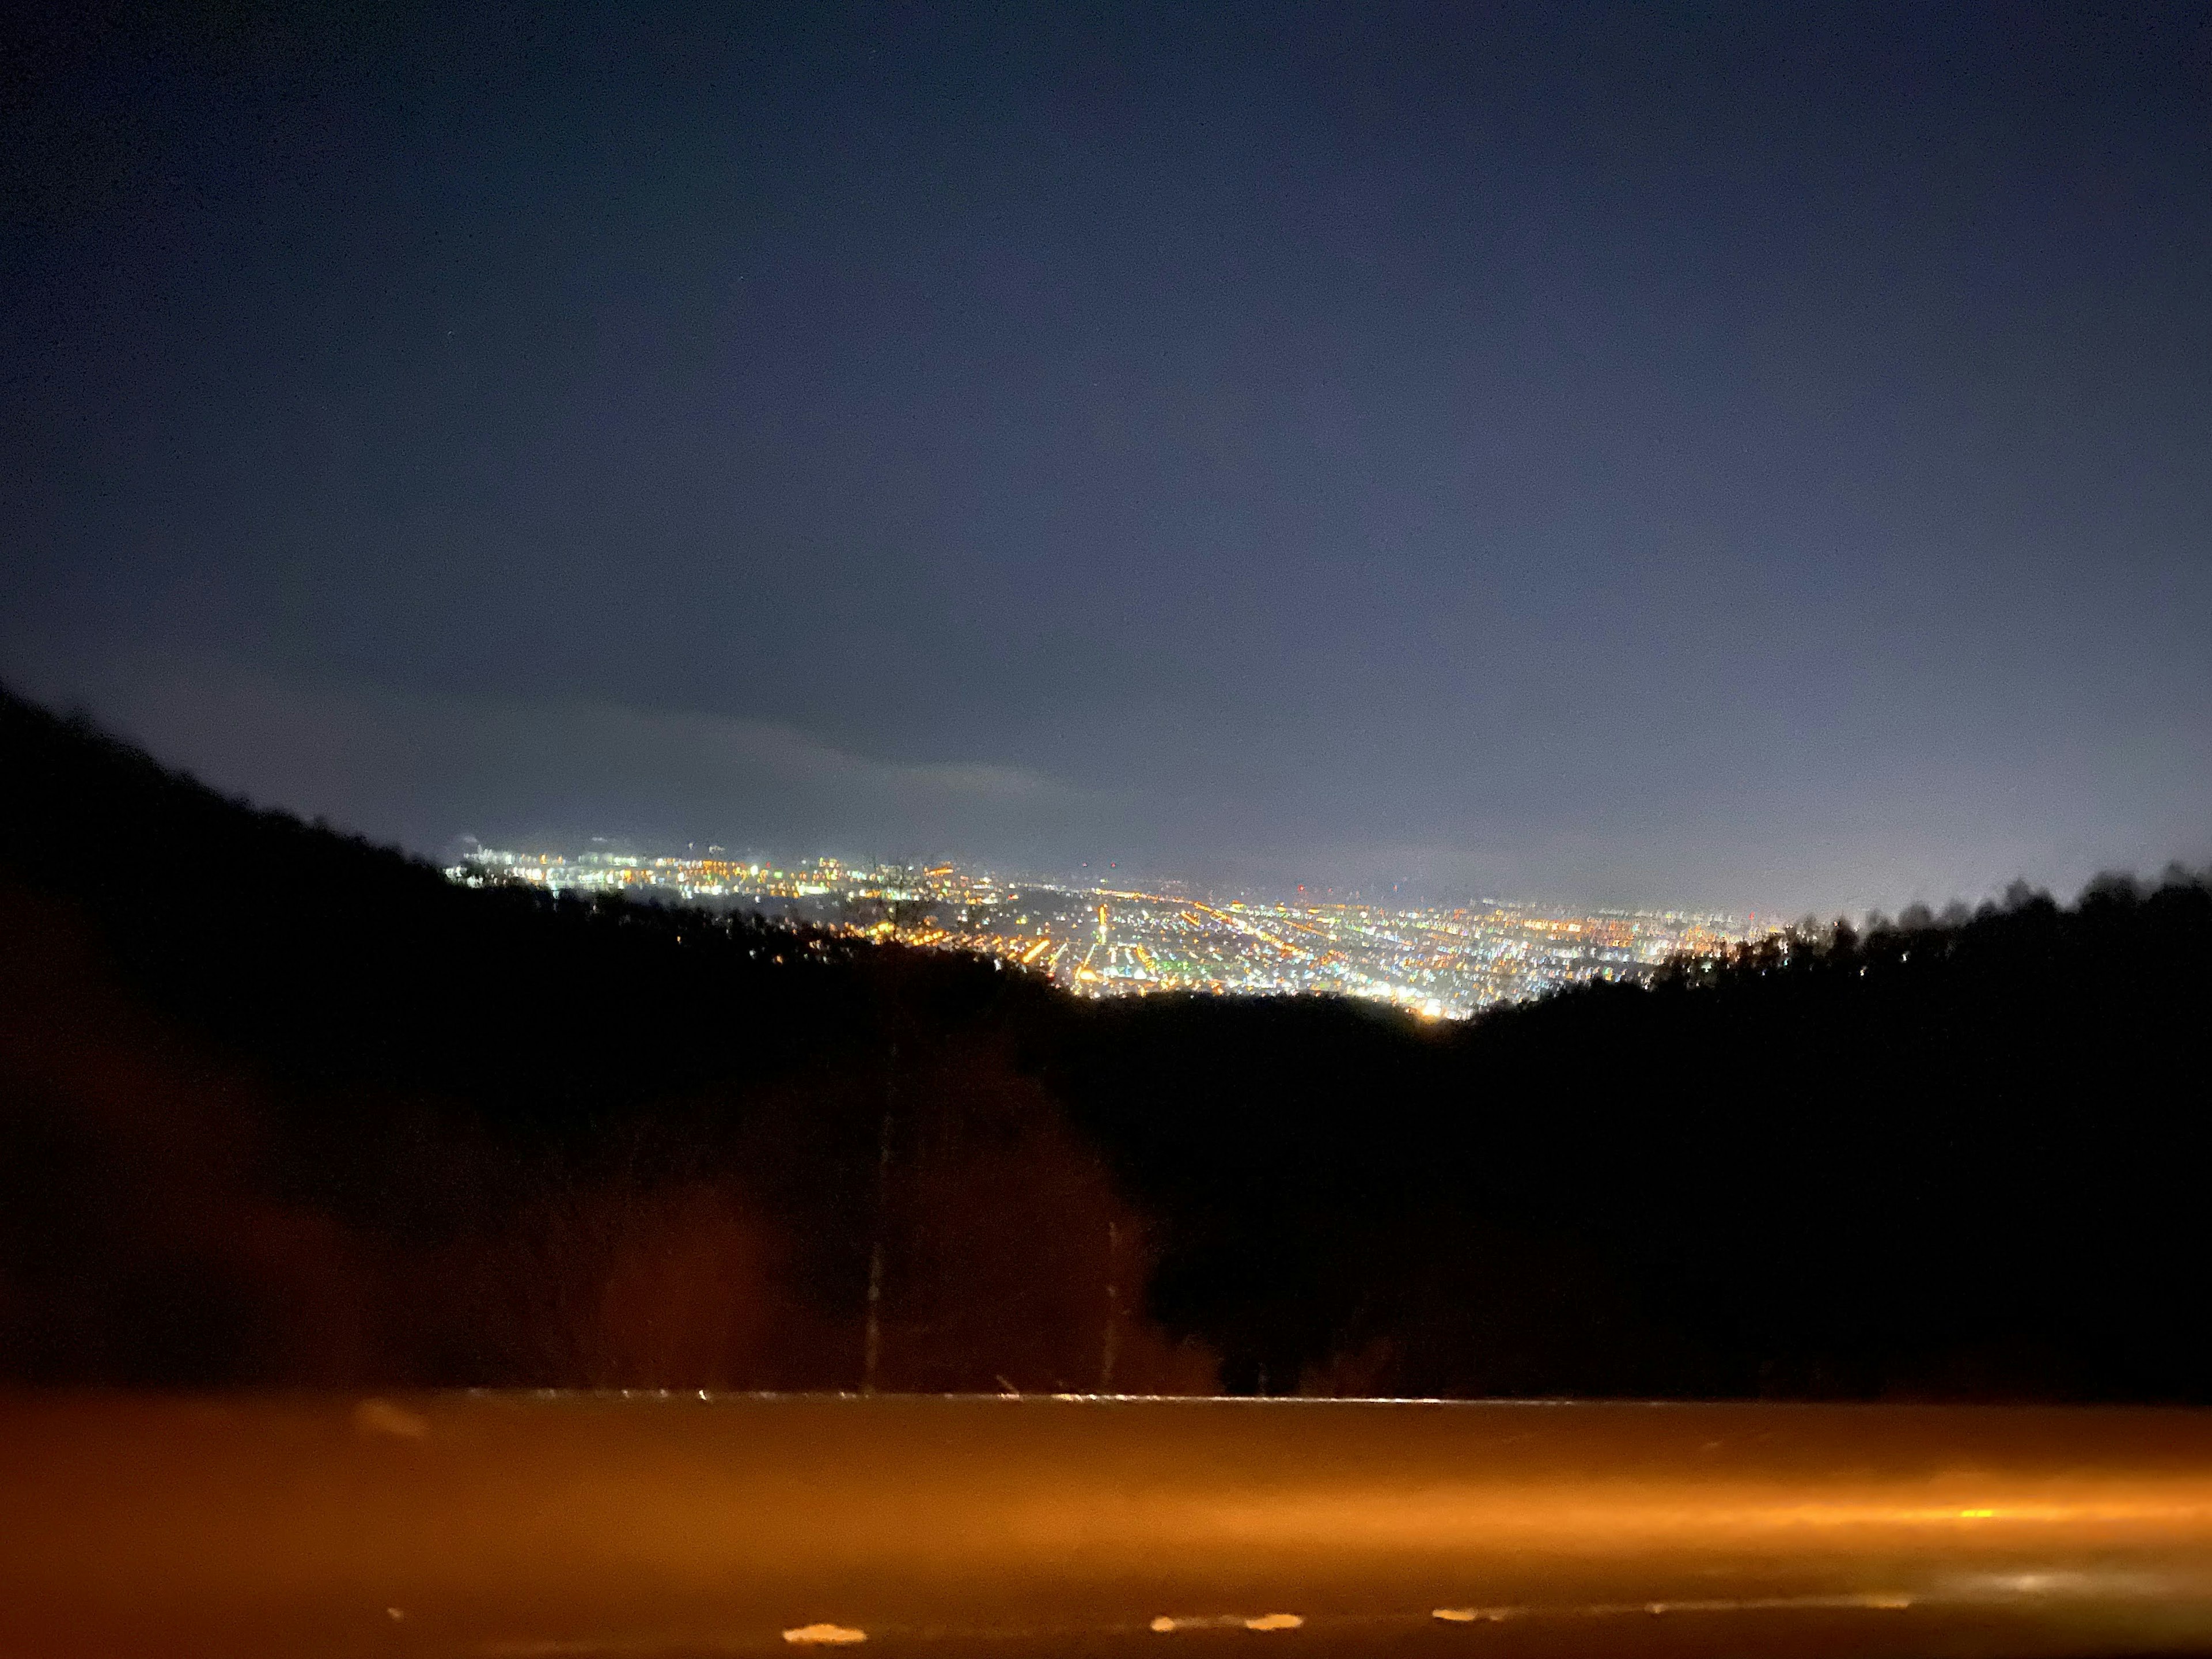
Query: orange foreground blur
xmin=3 ymin=1393 xmax=2212 ymax=1657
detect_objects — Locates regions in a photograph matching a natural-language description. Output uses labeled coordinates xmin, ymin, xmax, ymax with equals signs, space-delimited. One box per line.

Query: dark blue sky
xmin=6 ymin=3 xmax=2209 ymax=914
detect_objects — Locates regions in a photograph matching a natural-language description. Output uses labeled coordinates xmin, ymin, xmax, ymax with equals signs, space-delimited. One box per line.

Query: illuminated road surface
xmin=5 ymin=1394 xmax=2212 ymax=1657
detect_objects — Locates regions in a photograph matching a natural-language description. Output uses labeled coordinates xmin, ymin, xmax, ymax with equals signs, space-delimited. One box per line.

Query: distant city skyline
xmin=451 ymin=835 xmax=1776 ymax=918
xmin=448 ymin=843 xmax=1771 ymax=1020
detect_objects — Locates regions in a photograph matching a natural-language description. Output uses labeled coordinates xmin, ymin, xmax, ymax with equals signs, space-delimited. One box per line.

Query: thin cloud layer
xmin=7 ymin=653 xmax=1097 ymax=867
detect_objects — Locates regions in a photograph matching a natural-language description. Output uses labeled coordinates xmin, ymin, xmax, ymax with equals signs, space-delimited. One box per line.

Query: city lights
xmin=446 ymin=850 xmax=1772 ymax=1017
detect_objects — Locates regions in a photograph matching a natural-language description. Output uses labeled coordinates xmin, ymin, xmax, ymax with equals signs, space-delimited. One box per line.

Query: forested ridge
xmin=5 ymin=687 xmax=2209 ymax=1399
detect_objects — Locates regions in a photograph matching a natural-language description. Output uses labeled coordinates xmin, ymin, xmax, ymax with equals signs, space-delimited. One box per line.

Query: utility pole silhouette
xmin=1100 ymin=1219 xmax=1122 ymax=1393
xmin=862 ymin=1040 xmax=895 ymax=1394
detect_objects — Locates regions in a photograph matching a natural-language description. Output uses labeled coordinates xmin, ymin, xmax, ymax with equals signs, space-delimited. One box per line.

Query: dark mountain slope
xmin=6 ymin=688 xmax=939 ymax=1130
xmin=0 ymin=690 xmax=1207 ymax=1391
xmin=6 ymin=686 xmax=2211 ymax=1400
xmin=1055 ymin=877 xmax=2212 ymax=1399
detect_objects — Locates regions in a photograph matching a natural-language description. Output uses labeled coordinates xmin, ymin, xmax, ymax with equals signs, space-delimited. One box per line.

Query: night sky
xmin=6 ymin=3 xmax=2209 ymax=915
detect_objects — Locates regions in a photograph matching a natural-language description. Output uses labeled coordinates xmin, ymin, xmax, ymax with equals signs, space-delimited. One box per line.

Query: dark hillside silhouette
xmin=0 ymin=690 xmax=1209 ymax=1391
xmin=1056 ymin=878 xmax=2212 ymax=1399
xmin=5 ymin=686 xmax=2211 ymax=1400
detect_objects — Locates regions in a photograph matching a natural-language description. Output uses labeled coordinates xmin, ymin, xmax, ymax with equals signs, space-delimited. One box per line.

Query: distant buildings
xmin=444 ymin=849 xmax=1771 ymax=1018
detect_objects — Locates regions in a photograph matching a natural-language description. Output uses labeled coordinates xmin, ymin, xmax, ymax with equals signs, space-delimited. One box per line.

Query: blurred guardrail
xmin=3 ymin=1393 xmax=2212 ymax=1657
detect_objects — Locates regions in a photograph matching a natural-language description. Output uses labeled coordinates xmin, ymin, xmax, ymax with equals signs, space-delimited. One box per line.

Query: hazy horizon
xmin=9 ymin=667 xmax=2196 ymax=927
